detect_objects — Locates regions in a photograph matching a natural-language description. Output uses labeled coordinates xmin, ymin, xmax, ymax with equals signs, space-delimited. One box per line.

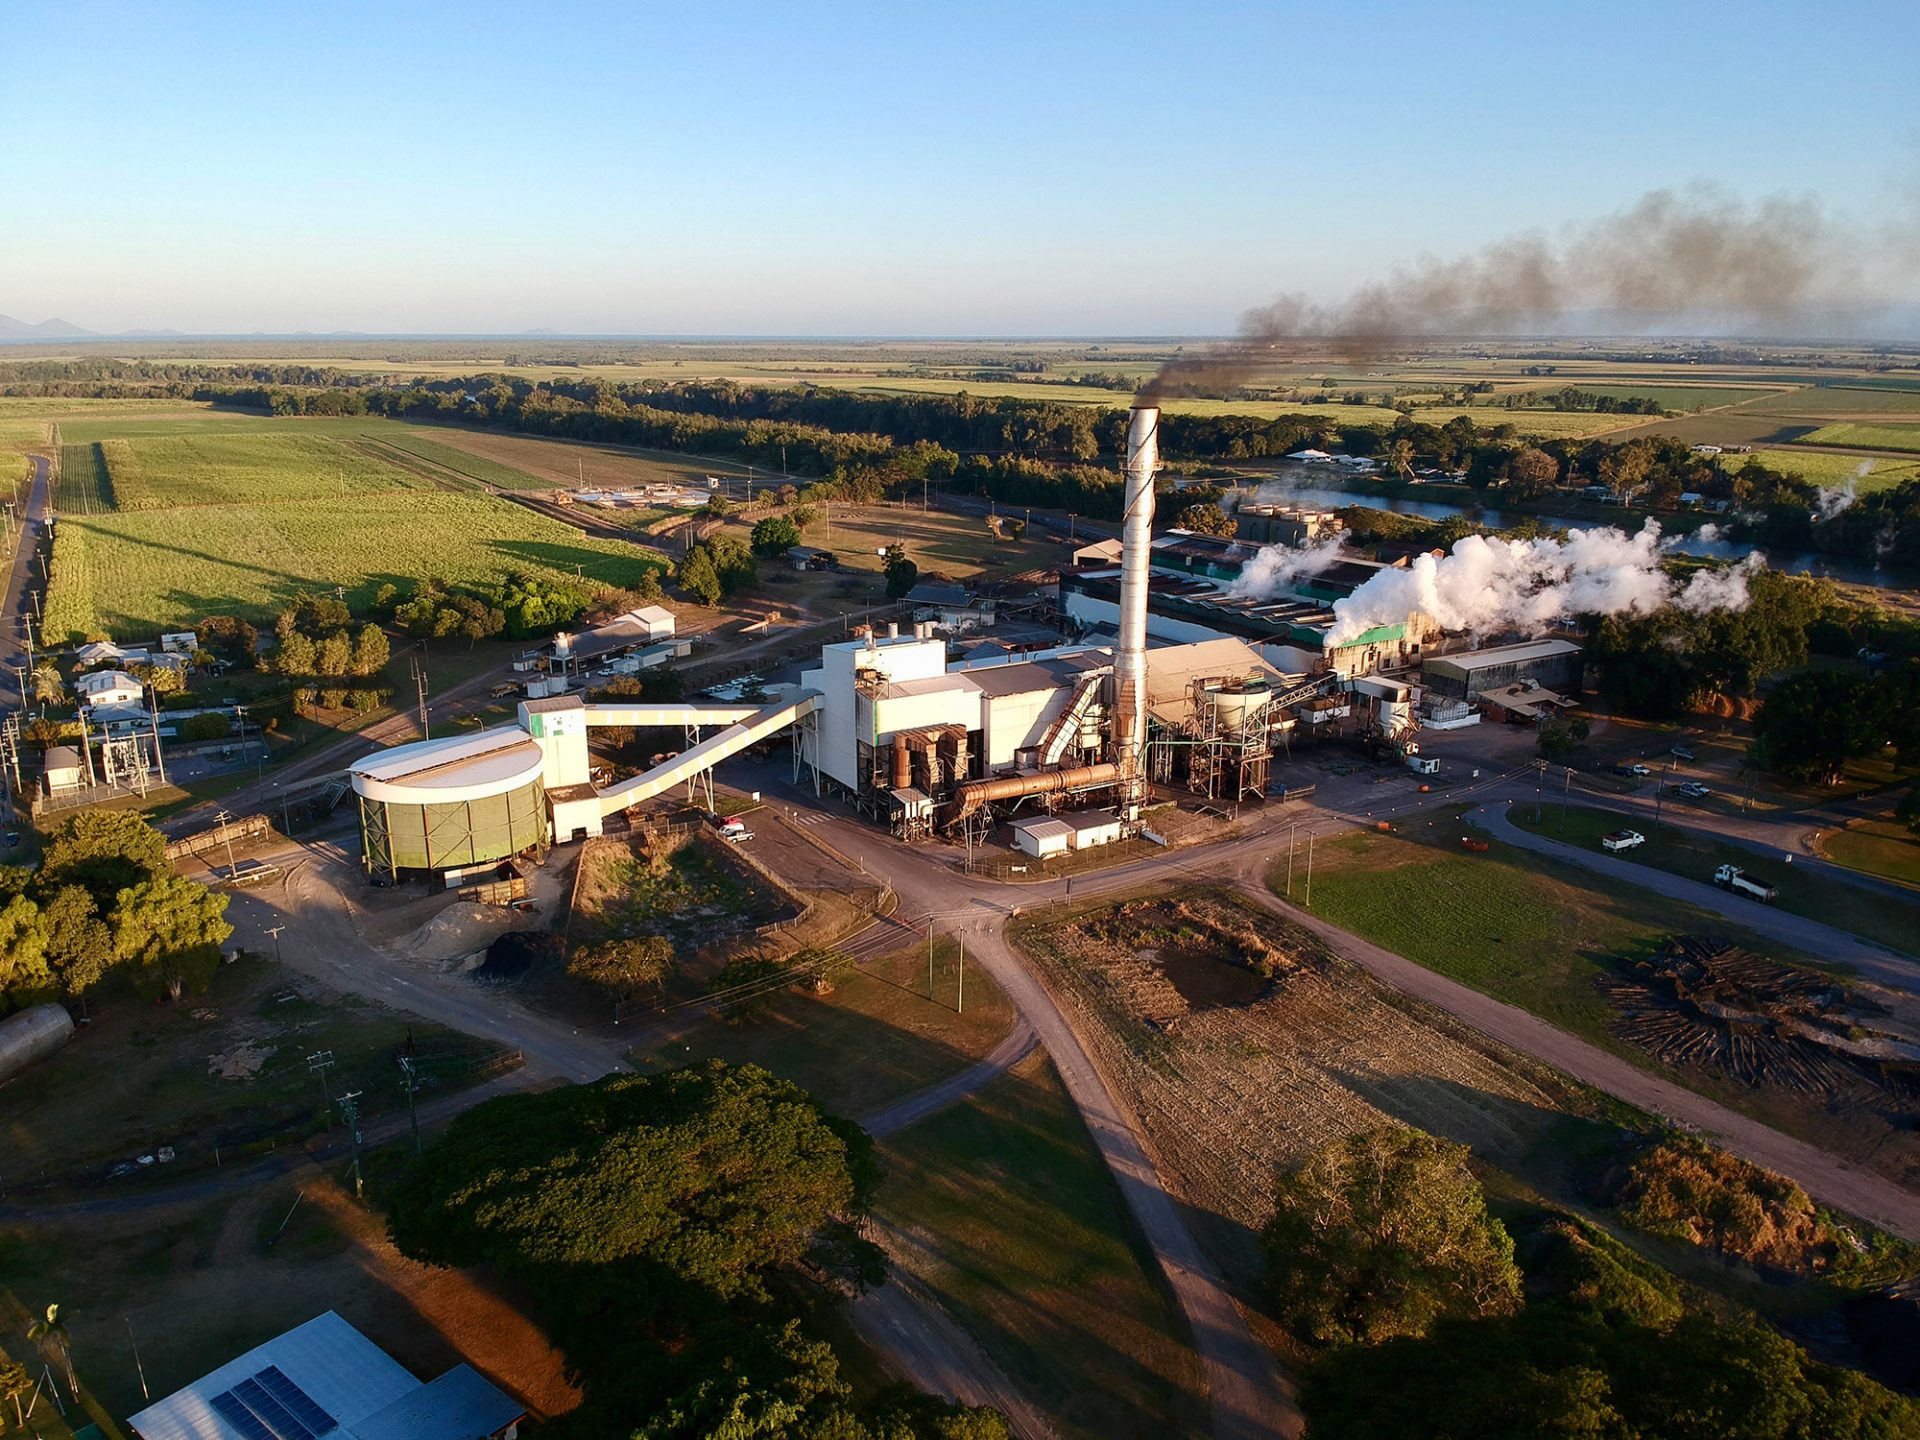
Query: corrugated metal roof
xmin=966 ymin=660 xmax=1077 ymax=698
xmin=1143 ymin=638 xmax=1282 ymax=708
xmin=128 ymin=1312 xmax=418 ymax=1440
xmin=349 ymin=727 xmax=540 ymax=787
xmin=1425 ymin=639 xmax=1581 ymax=673
xmin=1011 ymin=817 xmax=1074 ymax=840
xmin=350 ymin=1365 xmax=523 ymax=1440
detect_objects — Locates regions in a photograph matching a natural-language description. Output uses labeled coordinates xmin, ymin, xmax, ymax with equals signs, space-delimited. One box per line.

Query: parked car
xmin=1601 ymin=829 xmax=1646 ymax=853
xmin=1669 ymin=745 xmax=1696 ymax=761
xmin=1677 ymin=782 xmax=1711 ymax=799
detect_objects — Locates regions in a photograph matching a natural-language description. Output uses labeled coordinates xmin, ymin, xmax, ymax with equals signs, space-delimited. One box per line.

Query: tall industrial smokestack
xmin=1114 ymin=405 xmax=1158 ymax=825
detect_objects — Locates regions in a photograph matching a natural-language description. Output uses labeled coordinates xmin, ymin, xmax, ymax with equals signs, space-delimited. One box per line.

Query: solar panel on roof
xmin=232 ymin=1376 xmax=314 ymax=1440
xmin=208 ymin=1390 xmax=277 ymax=1440
xmin=256 ymin=1366 xmax=338 ymax=1435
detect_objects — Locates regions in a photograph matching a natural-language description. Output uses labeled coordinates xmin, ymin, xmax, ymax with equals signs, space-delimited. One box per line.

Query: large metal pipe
xmin=1114 ymin=405 xmax=1159 ymax=824
xmin=942 ymin=761 xmax=1120 ymax=825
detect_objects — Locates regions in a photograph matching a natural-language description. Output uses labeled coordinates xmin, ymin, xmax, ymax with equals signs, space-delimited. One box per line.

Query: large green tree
xmin=1262 ymin=1125 xmax=1522 ymax=1345
xmin=39 ymin=810 xmax=169 ymax=911
xmin=751 ymin=514 xmax=803 ymax=556
xmin=111 ymin=874 xmax=233 ymax=1001
xmin=1751 ymin=671 xmax=1888 ymax=783
xmin=387 ymin=1061 xmax=881 ymax=1297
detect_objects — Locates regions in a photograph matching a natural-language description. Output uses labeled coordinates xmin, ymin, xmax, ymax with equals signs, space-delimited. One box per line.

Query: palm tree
xmin=0 ymin=1357 xmax=32 ymax=1429
xmin=29 ymin=664 xmax=64 ymax=706
xmin=26 ymin=1304 xmax=77 ymax=1399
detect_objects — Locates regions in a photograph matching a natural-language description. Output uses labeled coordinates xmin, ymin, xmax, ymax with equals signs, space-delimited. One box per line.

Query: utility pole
xmin=411 ymin=653 xmax=430 ymax=740
xmin=1560 ymin=765 xmax=1571 ymax=832
xmin=1286 ymin=824 xmax=1296 ymax=897
xmin=265 ymin=925 xmax=285 ymax=963
xmin=399 ymin=1057 xmax=422 ymax=1156
xmin=126 ymin=1317 xmax=150 ymax=1402
xmin=927 ymin=923 xmax=935 ymax=1001
xmin=339 ymin=1090 xmax=365 ymax=1198
xmin=957 ymin=929 xmax=965 ymax=1015
xmin=215 ymin=809 xmax=237 ymax=879
xmin=1534 ymin=761 xmax=1544 ymax=826
xmin=1304 ymin=832 xmax=1315 ymax=908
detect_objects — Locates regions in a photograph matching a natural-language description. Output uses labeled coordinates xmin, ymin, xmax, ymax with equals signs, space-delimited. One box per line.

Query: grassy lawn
xmin=0 ymin=957 xmax=501 ymax=1188
xmin=876 ymin=1052 xmax=1207 ymax=1440
xmin=1509 ymin=803 xmax=1920 ymax=955
xmin=630 ymin=936 xmax=1014 ymax=1118
xmin=1819 ymin=818 xmax=1920 ymax=891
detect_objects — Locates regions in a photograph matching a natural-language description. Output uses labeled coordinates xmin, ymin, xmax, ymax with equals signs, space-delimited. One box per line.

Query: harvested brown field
xmin=417 ymin=425 xmax=747 ymax=492
xmin=1011 ymin=889 xmax=1599 ymax=1276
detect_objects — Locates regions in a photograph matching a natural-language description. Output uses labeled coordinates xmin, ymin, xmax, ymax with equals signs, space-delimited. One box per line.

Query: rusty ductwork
xmin=941 ymin=761 xmax=1120 ymax=826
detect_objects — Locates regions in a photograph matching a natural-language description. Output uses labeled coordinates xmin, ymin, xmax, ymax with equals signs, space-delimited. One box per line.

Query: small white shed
xmin=42 ymin=745 xmax=85 ymax=792
xmin=1062 ymin=808 xmax=1124 ymax=851
xmin=1011 ymin=816 xmax=1074 ymax=859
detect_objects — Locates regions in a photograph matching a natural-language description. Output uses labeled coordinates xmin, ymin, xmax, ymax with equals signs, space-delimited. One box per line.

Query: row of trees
xmin=1265 ymin=1126 xmax=1920 ymax=1439
xmin=0 ymin=812 xmax=232 ymax=1008
xmin=19 ymin=362 xmax=1915 ymax=568
xmin=386 ymin=1062 xmax=1006 ymax=1439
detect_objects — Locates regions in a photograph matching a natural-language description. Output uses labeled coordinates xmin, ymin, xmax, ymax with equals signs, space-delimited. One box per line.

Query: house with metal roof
xmin=127 ymin=1311 xmax=523 ymax=1440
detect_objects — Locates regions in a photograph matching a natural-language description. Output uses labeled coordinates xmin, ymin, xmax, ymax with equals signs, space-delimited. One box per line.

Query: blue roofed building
xmin=127 ymin=1312 xmax=524 ymax=1440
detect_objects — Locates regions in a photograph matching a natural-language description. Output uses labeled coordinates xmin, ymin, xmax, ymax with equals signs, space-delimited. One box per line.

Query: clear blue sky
xmin=1 ymin=0 xmax=1914 ymax=335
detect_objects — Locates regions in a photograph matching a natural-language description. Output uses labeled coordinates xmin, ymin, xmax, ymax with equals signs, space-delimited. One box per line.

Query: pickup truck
xmin=1601 ymin=829 xmax=1645 ymax=853
xmin=1613 ymin=763 xmax=1652 ymax=777
xmin=1676 ymin=781 xmax=1711 ymax=799
xmin=1713 ymin=864 xmax=1777 ymax=903
xmin=718 ymin=818 xmax=754 ymax=844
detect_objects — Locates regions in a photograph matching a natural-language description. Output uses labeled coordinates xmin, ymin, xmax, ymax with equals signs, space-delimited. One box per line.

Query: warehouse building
xmin=1421 ymin=638 xmax=1584 ymax=701
xmin=128 ymin=1310 xmax=523 ymax=1440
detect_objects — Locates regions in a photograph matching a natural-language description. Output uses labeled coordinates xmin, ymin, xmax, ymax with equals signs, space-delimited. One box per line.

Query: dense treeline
xmin=8 ymin=364 xmax=1916 ymax=563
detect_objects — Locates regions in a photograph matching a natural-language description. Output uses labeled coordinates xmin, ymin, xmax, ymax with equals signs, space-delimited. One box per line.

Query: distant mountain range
xmin=0 ymin=313 xmax=95 ymax=339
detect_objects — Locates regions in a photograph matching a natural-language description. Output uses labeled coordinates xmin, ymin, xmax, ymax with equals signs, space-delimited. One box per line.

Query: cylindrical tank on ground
xmin=0 ymin=1003 xmax=76 ymax=1085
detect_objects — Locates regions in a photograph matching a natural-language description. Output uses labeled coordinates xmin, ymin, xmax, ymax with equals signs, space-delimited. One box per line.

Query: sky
xmin=1 ymin=0 xmax=1916 ymax=336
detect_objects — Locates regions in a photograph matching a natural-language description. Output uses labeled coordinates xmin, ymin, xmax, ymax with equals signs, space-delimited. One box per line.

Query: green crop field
xmin=1513 ymin=383 xmax=1780 ymax=411
xmin=44 ymin=491 xmax=661 ymax=640
xmin=1746 ymin=448 xmax=1920 ymax=493
xmin=39 ymin=410 xmax=673 ymax=639
xmin=94 ymin=432 xmax=437 ymax=509
xmin=1795 ymin=422 xmax=1920 ymax=454
xmin=361 ymin=431 xmax=549 ymax=490
xmin=1748 ymin=385 xmax=1920 ymax=419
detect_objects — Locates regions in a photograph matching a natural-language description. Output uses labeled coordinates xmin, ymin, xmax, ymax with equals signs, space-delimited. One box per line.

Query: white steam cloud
xmin=1815 ymin=461 xmax=1874 ymax=521
xmin=1227 ymin=535 xmax=1344 ymax=598
xmin=1323 ymin=522 xmax=1759 ymax=647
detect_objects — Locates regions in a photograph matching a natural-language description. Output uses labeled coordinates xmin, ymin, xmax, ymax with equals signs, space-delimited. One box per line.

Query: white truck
xmin=1713 ymin=864 xmax=1777 ymax=903
xmin=1601 ymin=829 xmax=1645 ymax=853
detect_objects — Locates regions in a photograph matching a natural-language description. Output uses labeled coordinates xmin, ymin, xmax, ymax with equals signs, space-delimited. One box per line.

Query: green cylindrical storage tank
xmin=0 ymin=1003 xmax=76 ymax=1084
xmin=351 ymin=728 xmax=550 ymax=879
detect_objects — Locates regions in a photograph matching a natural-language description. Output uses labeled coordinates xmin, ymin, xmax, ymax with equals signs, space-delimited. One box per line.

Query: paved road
xmin=1472 ymin=804 xmax=1920 ymax=989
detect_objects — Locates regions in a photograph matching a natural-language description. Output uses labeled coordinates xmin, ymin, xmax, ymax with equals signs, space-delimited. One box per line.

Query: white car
xmin=1601 ymin=829 xmax=1646 ymax=853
